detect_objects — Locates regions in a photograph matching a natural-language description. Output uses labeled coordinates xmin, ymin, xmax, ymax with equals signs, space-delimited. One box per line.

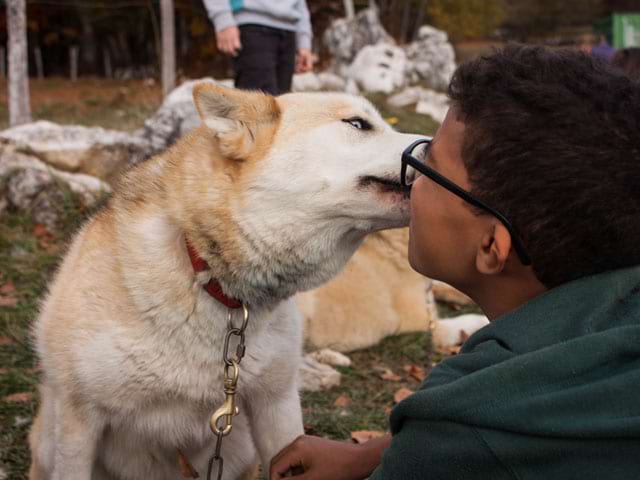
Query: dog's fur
xmin=297 ymin=228 xmax=437 ymax=352
xmin=28 ymin=84 xmax=422 ymax=480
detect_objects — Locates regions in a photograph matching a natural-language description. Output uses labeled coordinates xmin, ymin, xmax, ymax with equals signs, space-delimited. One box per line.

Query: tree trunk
xmin=399 ymin=0 xmax=412 ymax=43
xmin=79 ymin=8 xmax=98 ymax=73
xmin=343 ymin=0 xmax=354 ymax=20
xmin=34 ymin=46 xmax=44 ymax=79
xmin=7 ymin=0 xmax=32 ymax=126
xmin=160 ymin=0 xmax=176 ymax=96
xmin=69 ymin=46 xmax=79 ymax=81
xmin=0 ymin=46 xmax=6 ymax=80
xmin=413 ymin=0 xmax=428 ymax=40
xmin=147 ymin=0 xmax=161 ymax=79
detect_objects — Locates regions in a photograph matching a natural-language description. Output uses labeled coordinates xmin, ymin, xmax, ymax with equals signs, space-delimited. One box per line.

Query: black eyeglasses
xmin=401 ymin=138 xmax=532 ymax=266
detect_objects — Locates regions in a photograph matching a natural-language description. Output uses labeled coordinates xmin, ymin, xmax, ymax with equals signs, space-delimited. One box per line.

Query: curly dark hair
xmin=612 ymin=47 xmax=640 ymax=81
xmin=448 ymin=44 xmax=640 ymax=288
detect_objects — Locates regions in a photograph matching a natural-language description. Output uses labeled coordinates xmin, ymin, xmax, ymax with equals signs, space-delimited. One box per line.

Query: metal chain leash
xmin=207 ymin=304 xmax=250 ymax=480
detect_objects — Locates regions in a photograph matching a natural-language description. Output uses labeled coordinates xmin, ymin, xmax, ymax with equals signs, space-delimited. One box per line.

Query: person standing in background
xmin=203 ymin=0 xmax=314 ymax=95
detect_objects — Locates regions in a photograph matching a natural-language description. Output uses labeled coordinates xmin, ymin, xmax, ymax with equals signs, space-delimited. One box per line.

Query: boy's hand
xmin=296 ymin=48 xmax=314 ymax=73
xmin=270 ymin=434 xmax=391 ymax=480
xmin=216 ymin=26 xmax=242 ymax=56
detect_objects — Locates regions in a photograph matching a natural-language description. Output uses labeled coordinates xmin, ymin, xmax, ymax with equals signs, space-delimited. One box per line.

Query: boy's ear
xmin=192 ymin=82 xmax=281 ymax=159
xmin=476 ymin=222 xmax=512 ymax=275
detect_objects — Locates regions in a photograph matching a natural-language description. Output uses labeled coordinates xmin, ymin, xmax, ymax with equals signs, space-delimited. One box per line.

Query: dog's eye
xmin=342 ymin=117 xmax=373 ymax=131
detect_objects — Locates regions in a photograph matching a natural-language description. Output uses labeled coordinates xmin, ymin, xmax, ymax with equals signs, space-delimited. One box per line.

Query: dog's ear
xmin=193 ymin=83 xmax=280 ymax=160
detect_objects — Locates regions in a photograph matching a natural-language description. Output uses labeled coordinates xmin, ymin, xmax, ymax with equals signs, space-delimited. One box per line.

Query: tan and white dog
xmin=28 ymin=84 xmax=423 ymax=480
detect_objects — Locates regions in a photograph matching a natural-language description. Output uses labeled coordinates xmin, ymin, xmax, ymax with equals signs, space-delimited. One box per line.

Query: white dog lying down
xmin=28 ymin=84 xmax=424 ymax=480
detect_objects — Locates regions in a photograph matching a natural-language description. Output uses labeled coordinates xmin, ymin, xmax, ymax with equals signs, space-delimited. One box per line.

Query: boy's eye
xmin=342 ymin=117 xmax=373 ymax=131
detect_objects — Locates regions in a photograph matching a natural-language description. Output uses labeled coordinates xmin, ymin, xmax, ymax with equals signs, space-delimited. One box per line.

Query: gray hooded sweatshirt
xmin=203 ymin=0 xmax=312 ymax=50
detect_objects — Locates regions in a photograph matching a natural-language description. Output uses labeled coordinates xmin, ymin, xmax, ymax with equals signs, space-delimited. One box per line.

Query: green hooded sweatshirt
xmin=371 ymin=266 xmax=640 ymax=479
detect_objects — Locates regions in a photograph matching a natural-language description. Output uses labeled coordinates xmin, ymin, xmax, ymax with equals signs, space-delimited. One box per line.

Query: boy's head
xmin=409 ymin=45 xmax=640 ymax=300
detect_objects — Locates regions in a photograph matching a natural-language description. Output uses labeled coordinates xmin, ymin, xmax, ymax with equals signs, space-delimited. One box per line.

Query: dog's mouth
xmin=359 ymin=175 xmax=411 ymax=198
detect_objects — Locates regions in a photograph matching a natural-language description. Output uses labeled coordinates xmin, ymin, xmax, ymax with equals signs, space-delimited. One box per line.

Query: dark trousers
xmin=233 ymin=24 xmax=296 ymax=95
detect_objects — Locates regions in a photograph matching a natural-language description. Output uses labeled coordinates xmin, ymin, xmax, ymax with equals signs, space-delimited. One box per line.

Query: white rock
xmin=405 ymin=25 xmax=456 ymax=91
xmin=0 ymin=121 xmax=149 ymax=182
xmin=308 ymin=349 xmax=352 ymax=367
xmin=292 ymin=72 xmax=322 ymax=92
xmin=345 ymin=78 xmax=360 ymax=95
xmin=386 ymin=86 xmax=425 ymax=108
xmin=323 ymin=7 xmax=393 ymax=76
xmin=348 ymin=43 xmax=407 ymax=94
xmin=415 ymin=90 xmax=450 ymax=124
xmin=432 ymin=314 xmax=489 ymax=350
xmin=317 ymin=72 xmax=347 ymax=91
xmin=0 ymin=150 xmax=110 ymax=228
xmin=298 ymin=355 xmax=342 ymax=392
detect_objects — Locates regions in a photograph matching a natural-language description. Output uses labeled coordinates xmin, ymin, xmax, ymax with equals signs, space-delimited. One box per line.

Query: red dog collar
xmin=185 ymin=239 xmax=242 ymax=309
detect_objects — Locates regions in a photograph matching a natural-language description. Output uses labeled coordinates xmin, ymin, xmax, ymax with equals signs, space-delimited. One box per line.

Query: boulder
xmin=405 ymin=25 xmax=456 ymax=91
xmin=386 ymin=86 xmax=425 ymax=108
xmin=136 ymin=78 xmax=234 ymax=156
xmin=0 ymin=149 xmax=110 ymax=229
xmin=298 ymin=228 xmax=437 ymax=352
xmin=292 ymin=72 xmax=323 ymax=92
xmin=323 ymin=7 xmax=393 ymax=77
xmin=348 ymin=43 xmax=407 ymax=94
xmin=317 ymin=72 xmax=348 ymax=91
xmin=0 ymin=121 xmax=149 ymax=183
xmin=387 ymin=86 xmax=449 ymax=124
xmin=415 ymin=89 xmax=450 ymax=124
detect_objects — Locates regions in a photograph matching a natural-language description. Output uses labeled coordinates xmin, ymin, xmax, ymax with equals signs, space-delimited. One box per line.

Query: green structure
xmin=595 ymin=13 xmax=640 ymax=48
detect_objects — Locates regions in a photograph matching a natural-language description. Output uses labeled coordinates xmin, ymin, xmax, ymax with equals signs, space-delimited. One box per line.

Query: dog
xmin=28 ymin=83 xmax=423 ymax=480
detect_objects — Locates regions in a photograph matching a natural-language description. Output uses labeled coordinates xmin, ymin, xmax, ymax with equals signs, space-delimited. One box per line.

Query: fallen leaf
xmin=0 ymin=368 xmax=9 ymax=375
xmin=3 ymin=392 xmax=33 ymax=403
xmin=33 ymin=224 xmax=53 ymax=239
xmin=385 ymin=117 xmax=399 ymax=125
xmin=0 ymin=336 xmax=15 ymax=346
xmin=379 ymin=368 xmax=402 ymax=382
xmin=403 ymin=364 xmax=426 ymax=382
xmin=0 ymin=296 xmax=18 ymax=308
xmin=350 ymin=430 xmax=386 ymax=444
xmin=393 ymin=387 xmax=414 ymax=404
xmin=333 ymin=394 xmax=352 ymax=407
xmin=0 ymin=281 xmax=15 ymax=295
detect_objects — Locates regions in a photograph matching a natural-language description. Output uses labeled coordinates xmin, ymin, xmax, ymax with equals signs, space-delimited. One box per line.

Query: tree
xmin=7 ymin=0 xmax=32 ymax=126
xmin=427 ymin=0 xmax=506 ymax=41
xmin=343 ymin=0 xmax=355 ymax=19
xmin=161 ymin=0 xmax=176 ymax=96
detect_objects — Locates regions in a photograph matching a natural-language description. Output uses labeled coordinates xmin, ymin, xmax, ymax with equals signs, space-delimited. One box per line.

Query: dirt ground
xmin=0 ymin=77 xmax=162 ymax=132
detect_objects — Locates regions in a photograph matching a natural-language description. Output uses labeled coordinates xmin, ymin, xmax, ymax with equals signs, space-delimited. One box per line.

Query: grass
xmin=0 ymin=189 xmax=108 ymax=479
xmin=0 ymin=78 xmax=162 ymax=132
xmin=0 ymin=79 xmax=449 ymax=478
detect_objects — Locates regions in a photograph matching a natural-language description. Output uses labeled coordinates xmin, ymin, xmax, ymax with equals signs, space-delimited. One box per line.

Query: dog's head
xmin=180 ymin=83 xmax=425 ymax=302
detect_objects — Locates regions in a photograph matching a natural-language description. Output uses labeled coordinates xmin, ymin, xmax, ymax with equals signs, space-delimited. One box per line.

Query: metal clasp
xmin=210 ymin=360 xmax=240 ymax=436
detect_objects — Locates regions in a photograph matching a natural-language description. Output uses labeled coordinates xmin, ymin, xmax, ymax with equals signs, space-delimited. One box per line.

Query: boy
xmin=271 ymin=45 xmax=640 ymax=479
xmin=204 ymin=0 xmax=313 ymax=95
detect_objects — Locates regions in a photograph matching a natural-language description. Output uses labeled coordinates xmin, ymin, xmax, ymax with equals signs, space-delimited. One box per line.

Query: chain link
xmin=207 ymin=304 xmax=250 ymax=480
